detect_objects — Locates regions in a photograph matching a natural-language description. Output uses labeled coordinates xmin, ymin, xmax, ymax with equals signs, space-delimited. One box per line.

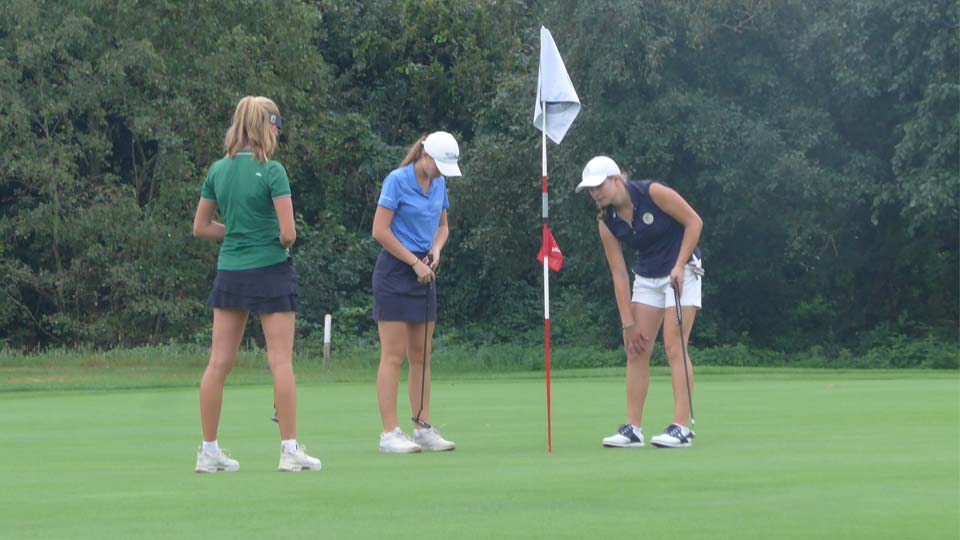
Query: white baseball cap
xmin=576 ymin=156 xmax=621 ymax=192
xmin=423 ymin=131 xmax=462 ymax=177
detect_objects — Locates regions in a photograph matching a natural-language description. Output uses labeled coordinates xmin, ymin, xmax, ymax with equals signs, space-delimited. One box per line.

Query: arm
xmin=193 ymin=198 xmax=225 ymax=241
xmin=649 ymin=182 xmax=703 ymax=292
xmin=427 ymin=210 xmax=449 ymax=271
xmin=372 ymin=205 xmax=435 ymax=282
xmin=599 ymin=221 xmax=649 ymax=354
xmin=273 ymin=195 xmax=296 ymax=249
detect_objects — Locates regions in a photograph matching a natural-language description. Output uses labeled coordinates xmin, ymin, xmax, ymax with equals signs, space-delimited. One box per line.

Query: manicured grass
xmin=0 ymin=365 xmax=957 ymax=539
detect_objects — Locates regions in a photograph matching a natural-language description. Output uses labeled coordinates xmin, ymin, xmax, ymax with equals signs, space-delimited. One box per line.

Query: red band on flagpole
xmin=542 ymin=175 xmax=548 ymax=193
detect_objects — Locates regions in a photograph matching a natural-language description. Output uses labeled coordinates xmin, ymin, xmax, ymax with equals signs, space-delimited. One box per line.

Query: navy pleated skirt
xmin=372 ymin=250 xmax=437 ymax=322
xmin=207 ymin=258 xmax=299 ymax=313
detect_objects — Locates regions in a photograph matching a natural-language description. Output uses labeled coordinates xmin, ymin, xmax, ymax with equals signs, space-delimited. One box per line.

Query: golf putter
xmin=672 ymin=284 xmax=696 ymax=428
xmin=412 ymin=253 xmax=434 ymax=430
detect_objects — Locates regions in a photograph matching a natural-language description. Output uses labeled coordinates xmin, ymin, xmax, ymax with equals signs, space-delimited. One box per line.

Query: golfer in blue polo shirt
xmin=371 ymin=131 xmax=461 ymax=454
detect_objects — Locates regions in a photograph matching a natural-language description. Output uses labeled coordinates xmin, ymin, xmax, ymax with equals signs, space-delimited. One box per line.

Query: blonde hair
xmin=399 ymin=134 xmax=428 ymax=167
xmin=596 ymin=174 xmax=629 ymax=221
xmin=223 ymin=96 xmax=280 ymax=163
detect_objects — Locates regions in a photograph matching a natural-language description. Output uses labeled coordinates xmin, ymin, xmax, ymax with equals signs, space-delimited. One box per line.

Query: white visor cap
xmin=576 ymin=156 xmax=621 ymax=193
xmin=423 ymin=131 xmax=462 ymax=177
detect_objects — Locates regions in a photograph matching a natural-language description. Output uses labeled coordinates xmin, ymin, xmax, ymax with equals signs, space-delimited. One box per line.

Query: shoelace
xmin=424 ymin=428 xmax=448 ymax=440
xmin=665 ymin=424 xmax=687 ymax=440
xmin=617 ymin=424 xmax=641 ymax=441
xmin=206 ymin=448 xmax=233 ymax=460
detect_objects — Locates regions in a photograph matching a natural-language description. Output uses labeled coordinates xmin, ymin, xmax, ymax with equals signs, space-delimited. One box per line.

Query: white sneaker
xmin=379 ymin=427 xmax=421 ymax=453
xmin=194 ymin=447 xmax=240 ymax=473
xmin=277 ymin=444 xmax=322 ymax=472
xmin=602 ymin=424 xmax=645 ymax=448
xmin=413 ymin=427 xmax=456 ymax=452
xmin=650 ymin=423 xmax=695 ymax=448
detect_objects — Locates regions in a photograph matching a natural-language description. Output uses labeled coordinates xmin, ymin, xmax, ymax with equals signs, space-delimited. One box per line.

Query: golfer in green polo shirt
xmin=192 ymin=96 xmax=321 ymax=473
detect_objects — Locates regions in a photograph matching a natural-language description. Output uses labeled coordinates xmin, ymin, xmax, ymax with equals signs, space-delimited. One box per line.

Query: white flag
xmin=533 ymin=26 xmax=580 ymax=144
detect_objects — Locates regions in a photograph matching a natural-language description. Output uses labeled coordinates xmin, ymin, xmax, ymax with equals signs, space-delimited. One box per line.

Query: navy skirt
xmin=372 ymin=250 xmax=437 ymax=322
xmin=207 ymin=258 xmax=299 ymax=313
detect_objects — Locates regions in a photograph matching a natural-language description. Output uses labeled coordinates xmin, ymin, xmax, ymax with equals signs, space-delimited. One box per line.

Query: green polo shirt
xmin=200 ymin=151 xmax=292 ymax=270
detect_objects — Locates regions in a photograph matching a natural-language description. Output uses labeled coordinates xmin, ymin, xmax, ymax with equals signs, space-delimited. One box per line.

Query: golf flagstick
xmin=672 ymin=284 xmax=695 ymax=428
xmin=534 ymin=26 xmax=580 ymax=452
xmin=542 ymin=108 xmax=553 ymax=453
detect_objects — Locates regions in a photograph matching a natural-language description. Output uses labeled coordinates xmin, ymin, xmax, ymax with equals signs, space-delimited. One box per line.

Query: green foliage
xmin=292 ymin=214 xmax=381 ymax=342
xmin=315 ymin=0 xmax=525 ymax=142
xmin=0 ymin=0 xmax=328 ymax=347
xmin=0 ymin=0 xmax=956 ymax=359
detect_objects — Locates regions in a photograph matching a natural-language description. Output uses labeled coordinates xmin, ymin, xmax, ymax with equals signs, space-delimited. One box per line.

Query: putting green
xmin=0 ymin=369 xmax=956 ymax=539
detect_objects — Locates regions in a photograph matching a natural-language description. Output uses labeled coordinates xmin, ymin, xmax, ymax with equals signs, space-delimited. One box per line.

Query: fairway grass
xmin=0 ymin=367 xmax=957 ymax=539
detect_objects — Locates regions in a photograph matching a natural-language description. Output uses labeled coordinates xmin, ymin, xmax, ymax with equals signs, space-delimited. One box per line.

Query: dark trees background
xmin=1 ymin=0 xmax=956 ymax=355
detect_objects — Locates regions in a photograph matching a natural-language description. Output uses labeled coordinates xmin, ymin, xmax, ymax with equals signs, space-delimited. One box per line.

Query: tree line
xmin=1 ymin=0 xmax=956 ymax=355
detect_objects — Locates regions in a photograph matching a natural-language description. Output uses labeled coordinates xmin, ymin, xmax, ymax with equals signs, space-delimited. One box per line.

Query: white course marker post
xmin=323 ymin=314 xmax=332 ymax=369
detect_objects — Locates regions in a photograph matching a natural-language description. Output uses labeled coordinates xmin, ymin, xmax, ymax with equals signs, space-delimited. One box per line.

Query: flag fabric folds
xmin=533 ymin=26 xmax=580 ymax=144
xmin=537 ymin=227 xmax=564 ymax=272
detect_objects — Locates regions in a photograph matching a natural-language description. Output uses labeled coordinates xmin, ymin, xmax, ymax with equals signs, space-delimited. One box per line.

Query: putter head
xmin=411 ymin=416 xmax=432 ymax=429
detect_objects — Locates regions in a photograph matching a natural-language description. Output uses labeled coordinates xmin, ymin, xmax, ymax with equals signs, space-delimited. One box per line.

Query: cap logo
xmin=437 ymin=152 xmax=458 ymax=162
xmin=642 ymin=212 xmax=654 ymax=225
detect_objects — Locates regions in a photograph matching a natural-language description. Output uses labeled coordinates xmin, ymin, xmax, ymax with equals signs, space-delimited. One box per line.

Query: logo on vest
xmin=642 ymin=212 xmax=654 ymax=225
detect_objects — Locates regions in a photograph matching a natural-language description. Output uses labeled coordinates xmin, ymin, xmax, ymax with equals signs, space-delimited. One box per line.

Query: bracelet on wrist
xmin=621 ymin=321 xmax=635 ymax=330
xmin=410 ymin=259 xmax=419 ymax=268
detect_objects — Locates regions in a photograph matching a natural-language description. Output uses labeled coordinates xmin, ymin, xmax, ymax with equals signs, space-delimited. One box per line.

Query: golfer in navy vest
xmin=577 ymin=156 xmax=704 ymax=449
xmin=372 ymin=131 xmax=461 ymax=453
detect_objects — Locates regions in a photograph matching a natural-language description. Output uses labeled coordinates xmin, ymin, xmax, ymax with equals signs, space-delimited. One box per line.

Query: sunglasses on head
xmin=269 ymin=113 xmax=283 ymax=130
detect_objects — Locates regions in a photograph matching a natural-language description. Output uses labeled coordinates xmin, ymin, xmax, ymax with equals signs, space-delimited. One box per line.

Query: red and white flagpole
xmin=541 ymin=103 xmax=552 ymax=453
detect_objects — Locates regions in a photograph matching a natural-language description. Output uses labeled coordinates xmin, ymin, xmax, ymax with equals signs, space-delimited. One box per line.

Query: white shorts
xmin=631 ymin=257 xmax=703 ymax=309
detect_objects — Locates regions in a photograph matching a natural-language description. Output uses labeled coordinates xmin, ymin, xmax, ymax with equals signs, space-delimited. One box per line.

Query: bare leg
xmin=626 ymin=303 xmax=664 ymax=427
xmin=662 ymin=306 xmax=698 ymax=426
xmin=406 ymin=320 xmax=435 ymax=428
xmin=260 ymin=311 xmax=297 ymax=440
xmin=377 ymin=321 xmax=408 ymax=432
xmin=200 ymin=308 xmax=249 ymax=441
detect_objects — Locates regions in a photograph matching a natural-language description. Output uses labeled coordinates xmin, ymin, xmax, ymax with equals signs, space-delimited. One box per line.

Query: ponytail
xmin=399 ymin=135 xmax=428 ymax=167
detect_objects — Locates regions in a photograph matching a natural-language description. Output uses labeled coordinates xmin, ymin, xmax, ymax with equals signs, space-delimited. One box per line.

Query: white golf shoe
xmin=602 ymin=423 xmax=645 ymax=448
xmin=650 ymin=423 xmax=695 ymax=448
xmin=413 ymin=427 xmax=456 ymax=452
xmin=277 ymin=444 xmax=322 ymax=472
xmin=194 ymin=447 xmax=240 ymax=473
xmin=379 ymin=427 xmax=421 ymax=453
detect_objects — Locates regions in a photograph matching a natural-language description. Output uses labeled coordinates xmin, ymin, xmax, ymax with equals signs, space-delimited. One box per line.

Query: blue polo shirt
xmin=603 ymin=180 xmax=700 ymax=278
xmin=377 ymin=163 xmax=449 ymax=253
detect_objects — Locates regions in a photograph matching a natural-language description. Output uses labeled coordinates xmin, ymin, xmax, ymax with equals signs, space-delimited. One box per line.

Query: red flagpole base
xmin=545 ymin=317 xmax=552 ymax=453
